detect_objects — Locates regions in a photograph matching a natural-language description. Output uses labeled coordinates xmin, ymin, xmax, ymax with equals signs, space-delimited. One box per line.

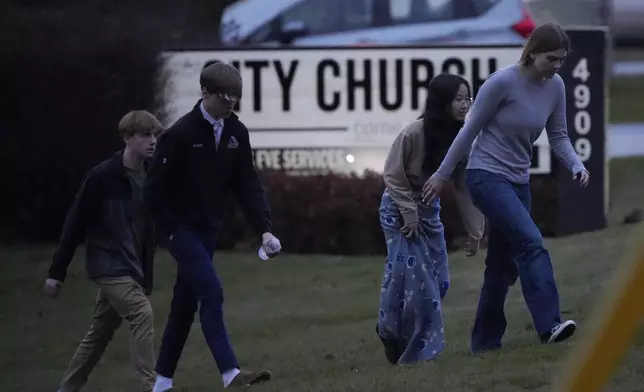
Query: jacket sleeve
xmin=144 ymin=129 xmax=181 ymax=234
xmin=142 ymin=218 xmax=157 ymax=296
xmin=382 ymin=130 xmax=417 ymax=226
xmin=48 ymin=168 xmax=100 ymax=282
xmin=231 ymin=124 xmax=272 ymax=236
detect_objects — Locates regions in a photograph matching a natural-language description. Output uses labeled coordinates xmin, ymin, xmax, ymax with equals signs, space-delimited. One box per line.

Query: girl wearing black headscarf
xmin=376 ymin=73 xmax=485 ymax=365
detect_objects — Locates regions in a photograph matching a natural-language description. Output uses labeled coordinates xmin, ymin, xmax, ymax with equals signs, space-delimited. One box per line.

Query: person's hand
xmin=261 ymin=232 xmax=282 ymax=258
xmin=401 ymin=221 xmax=419 ymax=239
xmin=464 ymin=238 xmax=479 ymax=257
xmin=439 ymin=281 xmax=449 ymax=300
xmin=44 ymin=278 xmax=62 ymax=298
xmin=573 ymin=169 xmax=590 ymax=188
xmin=422 ymin=174 xmax=446 ymax=204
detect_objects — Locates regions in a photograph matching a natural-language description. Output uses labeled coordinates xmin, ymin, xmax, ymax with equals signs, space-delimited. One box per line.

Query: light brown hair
xmin=118 ymin=110 xmax=164 ymax=137
xmin=200 ymin=62 xmax=243 ymax=98
xmin=520 ymin=22 xmax=571 ymax=65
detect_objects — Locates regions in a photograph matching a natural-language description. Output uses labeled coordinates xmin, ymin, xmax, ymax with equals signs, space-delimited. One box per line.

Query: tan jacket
xmin=382 ymin=119 xmax=485 ymax=242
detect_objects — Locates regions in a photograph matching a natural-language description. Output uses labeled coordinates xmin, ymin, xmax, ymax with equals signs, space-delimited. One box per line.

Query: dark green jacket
xmin=48 ymin=150 xmax=157 ymax=293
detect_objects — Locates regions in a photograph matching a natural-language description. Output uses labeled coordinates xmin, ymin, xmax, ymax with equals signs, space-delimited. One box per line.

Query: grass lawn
xmin=609 ymin=49 xmax=644 ymax=123
xmin=609 ymin=76 xmax=644 ymax=124
xmin=2 ymin=158 xmax=644 ymax=392
xmin=613 ymin=49 xmax=644 ymax=62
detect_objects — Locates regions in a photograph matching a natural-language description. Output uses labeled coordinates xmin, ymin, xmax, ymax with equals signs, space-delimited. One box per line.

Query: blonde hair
xmin=118 ymin=110 xmax=164 ymax=137
xmin=520 ymin=22 xmax=570 ymax=65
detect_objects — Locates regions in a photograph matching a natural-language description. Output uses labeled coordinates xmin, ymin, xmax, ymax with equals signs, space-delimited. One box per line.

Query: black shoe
xmin=376 ymin=323 xmax=402 ymax=364
xmin=229 ymin=369 xmax=272 ymax=388
xmin=540 ymin=320 xmax=577 ymax=344
xmin=471 ymin=344 xmax=502 ymax=355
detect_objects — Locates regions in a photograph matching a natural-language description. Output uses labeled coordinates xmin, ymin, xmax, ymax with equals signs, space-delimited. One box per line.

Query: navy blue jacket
xmin=144 ymin=101 xmax=272 ymax=237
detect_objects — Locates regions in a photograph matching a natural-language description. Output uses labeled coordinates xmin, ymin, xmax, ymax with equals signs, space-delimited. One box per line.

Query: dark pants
xmin=465 ymin=169 xmax=562 ymax=353
xmin=155 ymin=227 xmax=239 ymax=377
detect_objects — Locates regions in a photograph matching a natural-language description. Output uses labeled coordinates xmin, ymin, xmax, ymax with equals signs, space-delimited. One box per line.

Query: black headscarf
xmin=419 ymin=73 xmax=472 ymax=176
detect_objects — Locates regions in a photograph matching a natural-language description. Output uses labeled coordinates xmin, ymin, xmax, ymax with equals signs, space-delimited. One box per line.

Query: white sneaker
xmin=152 ymin=375 xmax=173 ymax=392
xmin=541 ymin=320 xmax=577 ymax=344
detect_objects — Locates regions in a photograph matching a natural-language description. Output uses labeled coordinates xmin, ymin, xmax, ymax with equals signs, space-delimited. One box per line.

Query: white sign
xmin=253 ymin=148 xmax=350 ymax=173
xmin=161 ymin=47 xmax=551 ymax=174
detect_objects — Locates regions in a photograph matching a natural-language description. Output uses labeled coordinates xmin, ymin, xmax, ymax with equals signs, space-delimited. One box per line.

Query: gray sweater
xmin=436 ymin=64 xmax=586 ymax=184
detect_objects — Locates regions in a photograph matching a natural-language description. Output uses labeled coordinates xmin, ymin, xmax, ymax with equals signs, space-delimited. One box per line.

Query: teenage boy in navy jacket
xmin=145 ymin=62 xmax=282 ymax=391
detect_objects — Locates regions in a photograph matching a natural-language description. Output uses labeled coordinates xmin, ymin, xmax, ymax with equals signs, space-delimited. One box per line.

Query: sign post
xmin=556 ymin=26 xmax=609 ymax=235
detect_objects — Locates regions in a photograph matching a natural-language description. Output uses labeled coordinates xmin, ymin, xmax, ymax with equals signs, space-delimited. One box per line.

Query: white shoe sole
xmin=548 ymin=320 xmax=577 ymax=344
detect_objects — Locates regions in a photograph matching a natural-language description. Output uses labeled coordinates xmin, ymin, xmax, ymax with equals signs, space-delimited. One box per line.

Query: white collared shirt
xmin=200 ymin=101 xmax=224 ymax=147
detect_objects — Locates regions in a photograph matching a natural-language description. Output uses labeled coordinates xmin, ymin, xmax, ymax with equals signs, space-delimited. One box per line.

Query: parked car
xmin=221 ymin=0 xmax=536 ymax=47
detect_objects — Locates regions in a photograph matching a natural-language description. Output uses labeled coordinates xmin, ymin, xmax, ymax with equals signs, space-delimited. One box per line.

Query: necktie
xmin=213 ymin=121 xmax=222 ymax=148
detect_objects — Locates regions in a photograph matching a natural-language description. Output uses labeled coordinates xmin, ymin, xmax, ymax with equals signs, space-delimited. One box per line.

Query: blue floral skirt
xmin=376 ymin=189 xmax=449 ymax=364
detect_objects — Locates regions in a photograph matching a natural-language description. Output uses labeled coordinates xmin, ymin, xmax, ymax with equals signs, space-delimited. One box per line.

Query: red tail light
xmin=511 ymin=8 xmax=536 ymax=38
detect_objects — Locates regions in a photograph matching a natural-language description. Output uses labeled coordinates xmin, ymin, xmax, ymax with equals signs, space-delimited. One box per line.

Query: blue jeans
xmin=465 ymin=169 xmax=562 ymax=353
xmin=155 ymin=226 xmax=239 ymax=377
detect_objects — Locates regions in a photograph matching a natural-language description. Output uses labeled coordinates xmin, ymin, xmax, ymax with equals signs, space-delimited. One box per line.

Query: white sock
xmin=222 ymin=368 xmax=241 ymax=388
xmin=153 ymin=375 xmax=173 ymax=392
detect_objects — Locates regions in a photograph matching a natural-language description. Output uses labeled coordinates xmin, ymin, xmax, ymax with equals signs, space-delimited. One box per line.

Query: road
xmin=613 ymin=61 xmax=644 ymax=76
xmin=609 ymin=123 xmax=644 ymax=157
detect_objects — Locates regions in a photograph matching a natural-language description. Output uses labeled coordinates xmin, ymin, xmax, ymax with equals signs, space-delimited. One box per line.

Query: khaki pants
xmin=59 ymin=277 xmax=156 ymax=392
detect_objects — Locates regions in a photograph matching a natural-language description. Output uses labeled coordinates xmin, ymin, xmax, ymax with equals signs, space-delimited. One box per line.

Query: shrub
xmin=222 ymin=170 xmax=560 ymax=255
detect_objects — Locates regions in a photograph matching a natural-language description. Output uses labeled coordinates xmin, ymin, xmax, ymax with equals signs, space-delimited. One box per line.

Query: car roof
xmin=222 ymin=0 xmax=303 ymax=43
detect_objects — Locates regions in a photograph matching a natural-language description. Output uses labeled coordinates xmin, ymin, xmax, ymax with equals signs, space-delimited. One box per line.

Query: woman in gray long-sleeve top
xmin=422 ymin=22 xmax=590 ymax=353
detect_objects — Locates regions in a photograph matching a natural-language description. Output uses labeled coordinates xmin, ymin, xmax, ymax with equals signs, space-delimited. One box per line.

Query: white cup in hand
xmin=44 ymin=278 xmax=62 ymax=298
xmin=258 ymin=238 xmax=281 ymax=260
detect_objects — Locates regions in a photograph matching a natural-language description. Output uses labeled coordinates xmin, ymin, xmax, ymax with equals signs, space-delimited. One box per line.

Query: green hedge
xmin=221 ymin=169 xmax=559 ymax=255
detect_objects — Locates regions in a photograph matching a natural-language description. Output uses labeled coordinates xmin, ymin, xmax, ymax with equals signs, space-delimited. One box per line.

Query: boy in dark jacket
xmin=45 ymin=110 xmax=163 ymax=392
xmin=145 ymin=62 xmax=281 ymax=391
